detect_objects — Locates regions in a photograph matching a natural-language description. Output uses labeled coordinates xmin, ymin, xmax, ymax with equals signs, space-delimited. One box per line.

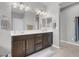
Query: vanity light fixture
xmin=40 ymin=11 xmax=43 ymax=15
xmin=35 ymin=9 xmax=41 ymax=14
xmin=44 ymin=12 xmax=47 ymax=16
xmin=12 ymin=2 xmax=48 ymax=16
xmin=39 ymin=11 xmax=47 ymax=16
xmin=40 ymin=11 xmax=45 ymax=15
xmin=35 ymin=9 xmax=47 ymax=16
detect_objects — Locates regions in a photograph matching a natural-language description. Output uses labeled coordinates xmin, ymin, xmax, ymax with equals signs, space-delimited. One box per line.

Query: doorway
xmin=75 ymin=17 xmax=79 ymax=42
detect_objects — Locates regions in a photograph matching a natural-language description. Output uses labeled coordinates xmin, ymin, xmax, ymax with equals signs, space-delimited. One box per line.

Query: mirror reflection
xmin=11 ymin=2 xmax=53 ymax=31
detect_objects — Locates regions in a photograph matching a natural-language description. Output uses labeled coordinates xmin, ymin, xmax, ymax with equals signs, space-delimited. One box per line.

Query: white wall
xmin=0 ymin=30 xmax=11 ymax=53
xmin=46 ymin=2 xmax=60 ymax=47
xmin=60 ymin=9 xmax=67 ymax=42
xmin=60 ymin=2 xmax=76 ymax=9
xmin=0 ymin=2 xmax=11 ymax=55
xmin=60 ymin=3 xmax=79 ymax=44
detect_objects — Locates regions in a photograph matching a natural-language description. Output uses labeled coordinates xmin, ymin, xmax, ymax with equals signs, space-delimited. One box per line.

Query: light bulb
xmin=37 ymin=10 xmax=41 ymax=14
xmin=44 ymin=12 xmax=47 ymax=15
xmin=40 ymin=11 xmax=47 ymax=16
xmin=40 ymin=11 xmax=46 ymax=15
xmin=19 ymin=4 xmax=24 ymax=10
xmin=35 ymin=9 xmax=41 ymax=14
xmin=12 ymin=3 xmax=18 ymax=8
xmin=40 ymin=12 xmax=43 ymax=15
xmin=25 ymin=6 xmax=30 ymax=11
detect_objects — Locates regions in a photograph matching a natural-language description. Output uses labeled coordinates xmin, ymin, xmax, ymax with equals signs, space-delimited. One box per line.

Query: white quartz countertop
xmin=11 ymin=30 xmax=53 ymax=36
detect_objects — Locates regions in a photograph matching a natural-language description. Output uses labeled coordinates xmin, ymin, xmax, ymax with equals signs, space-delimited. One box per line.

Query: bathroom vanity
xmin=11 ymin=3 xmax=53 ymax=57
xmin=11 ymin=31 xmax=53 ymax=57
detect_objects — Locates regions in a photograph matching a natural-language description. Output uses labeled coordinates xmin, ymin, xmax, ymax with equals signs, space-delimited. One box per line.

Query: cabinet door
xmin=25 ymin=38 xmax=34 ymax=55
xmin=42 ymin=33 xmax=49 ymax=48
xmin=12 ymin=39 xmax=25 ymax=57
xmin=48 ymin=32 xmax=53 ymax=46
xmin=43 ymin=35 xmax=49 ymax=48
xmin=35 ymin=43 xmax=42 ymax=51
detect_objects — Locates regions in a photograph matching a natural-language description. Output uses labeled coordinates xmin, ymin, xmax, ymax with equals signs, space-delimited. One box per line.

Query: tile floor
xmin=28 ymin=46 xmax=57 ymax=57
xmin=28 ymin=42 xmax=79 ymax=57
xmin=53 ymin=42 xmax=79 ymax=57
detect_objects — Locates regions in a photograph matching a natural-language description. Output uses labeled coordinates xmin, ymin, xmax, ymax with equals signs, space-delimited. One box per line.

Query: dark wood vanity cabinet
xmin=48 ymin=33 xmax=53 ymax=46
xmin=12 ymin=39 xmax=25 ymax=57
xmin=12 ymin=32 xmax=53 ymax=57
xmin=43 ymin=34 xmax=49 ymax=48
xmin=25 ymin=36 xmax=35 ymax=55
xmin=34 ymin=34 xmax=43 ymax=51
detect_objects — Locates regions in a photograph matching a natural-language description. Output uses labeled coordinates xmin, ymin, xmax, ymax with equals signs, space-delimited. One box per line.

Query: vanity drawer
xmin=35 ymin=34 xmax=43 ymax=38
xmin=35 ymin=43 xmax=42 ymax=51
xmin=26 ymin=35 xmax=34 ymax=39
xmin=35 ymin=38 xmax=42 ymax=44
xmin=12 ymin=35 xmax=26 ymax=40
xmin=43 ymin=33 xmax=48 ymax=37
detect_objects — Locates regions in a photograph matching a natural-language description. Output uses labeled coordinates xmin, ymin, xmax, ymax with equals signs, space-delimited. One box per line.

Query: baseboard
xmin=61 ymin=40 xmax=79 ymax=47
xmin=52 ymin=44 xmax=60 ymax=48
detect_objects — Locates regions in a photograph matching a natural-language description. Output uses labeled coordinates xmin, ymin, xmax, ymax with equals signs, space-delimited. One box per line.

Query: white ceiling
xmin=42 ymin=2 xmax=61 ymax=7
xmin=59 ymin=2 xmax=77 ymax=9
xmin=42 ymin=2 xmax=78 ymax=9
xmin=12 ymin=2 xmax=77 ymax=15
